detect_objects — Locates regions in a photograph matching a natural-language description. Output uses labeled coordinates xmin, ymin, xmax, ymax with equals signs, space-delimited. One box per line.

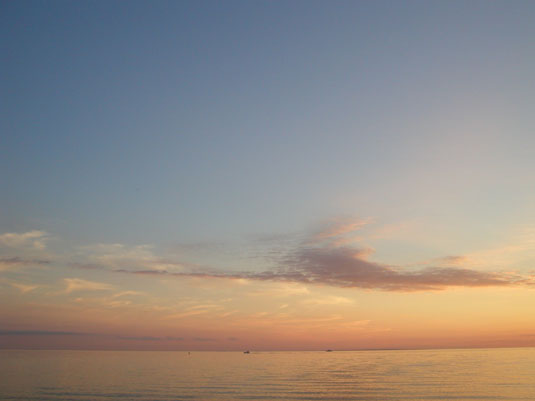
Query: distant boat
xmin=326 ymin=349 xmax=333 ymax=352
xmin=243 ymin=350 xmax=250 ymax=354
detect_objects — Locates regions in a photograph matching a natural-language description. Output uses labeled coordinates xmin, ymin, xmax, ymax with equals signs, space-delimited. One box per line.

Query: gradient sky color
xmin=1 ymin=0 xmax=534 ymax=350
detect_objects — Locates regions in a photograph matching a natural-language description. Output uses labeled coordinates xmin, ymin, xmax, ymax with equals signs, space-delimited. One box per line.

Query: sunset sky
xmin=2 ymin=1 xmax=534 ymax=350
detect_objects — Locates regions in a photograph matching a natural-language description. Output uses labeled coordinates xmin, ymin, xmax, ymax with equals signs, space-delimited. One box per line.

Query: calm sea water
xmin=1 ymin=348 xmax=534 ymax=400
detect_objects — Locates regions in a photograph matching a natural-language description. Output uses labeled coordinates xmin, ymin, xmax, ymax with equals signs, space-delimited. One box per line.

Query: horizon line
xmin=2 ymin=345 xmax=534 ymax=352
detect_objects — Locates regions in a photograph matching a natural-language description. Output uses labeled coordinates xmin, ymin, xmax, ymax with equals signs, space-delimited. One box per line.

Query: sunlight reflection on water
xmin=1 ymin=348 xmax=534 ymax=400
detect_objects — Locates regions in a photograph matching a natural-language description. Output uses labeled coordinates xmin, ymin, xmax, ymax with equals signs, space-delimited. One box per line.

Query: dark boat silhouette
xmin=243 ymin=350 xmax=250 ymax=354
xmin=326 ymin=349 xmax=333 ymax=352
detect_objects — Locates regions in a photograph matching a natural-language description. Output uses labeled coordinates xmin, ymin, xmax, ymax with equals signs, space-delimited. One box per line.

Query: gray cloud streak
xmin=0 ymin=330 xmax=87 ymax=336
xmin=0 ymin=257 xmax=50 ymax=266
xmin=65 ymin=218 xmax=533 ymax=292
xmin=107 ymin=246 xmax=529 ymax=292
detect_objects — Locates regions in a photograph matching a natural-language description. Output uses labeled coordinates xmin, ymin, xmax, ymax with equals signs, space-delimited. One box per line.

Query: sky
xmin=1 ymin=0 xmax=534 ymax=350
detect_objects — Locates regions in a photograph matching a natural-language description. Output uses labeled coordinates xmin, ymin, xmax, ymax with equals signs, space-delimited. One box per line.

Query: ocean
xmin=1 ymin=348 xmax=534 ymax=400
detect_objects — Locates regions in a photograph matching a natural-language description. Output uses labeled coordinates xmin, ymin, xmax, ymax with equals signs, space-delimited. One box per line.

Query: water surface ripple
xmin=1 ymin=348 xmax=534 ymax=400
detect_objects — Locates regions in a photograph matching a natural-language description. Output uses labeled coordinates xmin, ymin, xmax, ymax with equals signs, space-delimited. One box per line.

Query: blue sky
xmin=1 ymin=1 xmax=534 ymax=349
xmin=3 ymin=0 xmax=533 ymax=247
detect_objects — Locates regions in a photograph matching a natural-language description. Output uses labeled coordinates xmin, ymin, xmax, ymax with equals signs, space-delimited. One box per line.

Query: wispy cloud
xmin=302 ymin=295 xmax=354 ymax=305
xmin=308 ymin=217 xmax=371 ymax=245
xmin=107 ymin=248 xmax=529 ymax=292
xmin=73 ymin=243 xmax=208 ymax=273
xmin=165 ymin=303 xmax=226 ymax=319
xmin=117 ymin=335 xmax=162 ymax=341
xmin=111 ymin=290 xmax=144 ymax=298
xmin=0 ymin=230 xmax=49 ymax=250
xmin=0 ymin=257 xmax=50 ymax=271
xmin=247 ymin=283 xmax=310 ymax=297
xmin=0 ymin=330 xmax=186 ymax=342
xmin=0 ymin=330 xmax=88 ymax=336
xmin=62 ymin=219 xmax=534 ymax=292
xmin=272 ymin=246 xmax=525 ymax=291
xmin=10 ymin=282 xmax=40 ymax=293
xmin=0 ymin=277 xmax=40 ymax=293
xmin=64 ymin=278 xmax=114 ymax=293
xmin=432 ymin=255 xmax=469 ymax=266
xmin=193 ymin=337 xmax=216 ymax=342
